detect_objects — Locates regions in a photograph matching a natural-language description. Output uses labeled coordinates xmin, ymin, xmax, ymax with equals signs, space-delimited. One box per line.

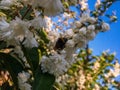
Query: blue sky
xmin=87 ymin=0 xmax=120 ymax=61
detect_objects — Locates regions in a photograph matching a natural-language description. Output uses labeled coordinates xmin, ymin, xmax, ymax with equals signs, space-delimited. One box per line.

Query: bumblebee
xmin=54 ymin=37 xmax=68 ymax=50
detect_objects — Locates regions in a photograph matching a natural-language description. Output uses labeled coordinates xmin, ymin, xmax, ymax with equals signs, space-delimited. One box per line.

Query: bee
xmin=54 ymin=37 xmax=68 ymax=50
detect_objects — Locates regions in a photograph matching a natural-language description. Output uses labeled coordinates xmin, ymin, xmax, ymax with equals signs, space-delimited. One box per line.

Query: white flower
xmin=93 ymin=61 xmax=100 ymax=71
xmin=73 ymin=33 xmax=86 ymax=45
xmin=0 ymin=17 xmax=38 ymax=48
xmin=101 ymin=22 xmax=110 ymax=31
xmin=0 ymin=18 xmax=9 ymax=30
xmin=22 ymin=32 xmax=38 ymax=48
xmin=19 ymin=83 xmax=32 ymax=90
xmin=64 ymin=47 xmax=76 ymax=64
xmin=64 ymin=29 xmax=74 ymax=38
xmin=8 ymin=17 xmax=30 ymax=41
xmin=18 ymin=71 xmax=31 ymax=90
xmin=73 ymin=34 xmax=80 ymax=44
xmin=47 ymin=30 xmax=60 ymax=49
xmin=0 ymin=18 xmax=13 ymax=41
xmin=41 ymin=48 xmax=76 ymax=76
xmin=63 ymin=12 xmax=71 ymax=19
xmin=86 ymin=31 xmax=96 ymax=40
xmin=87 ymin=25 xmax=95 ymax=31
xmin=41 ymin=53 xmax=69 ymax=76
xmin=87 ymin=17 xmax=96 ymax=24
xmin=79 ymin=0 xmax=88 ymax=11
xmin=13 ymin=46 xmax=24 ymax=58
xmin=77 ymin=40 xmax=87 ymax=48
xmin=18 ymin=71 xmax=30 ymax=83
xmin=93 ymin=84 xmax=100 ymax=90
xmin=80 ymin=13 xmax=90 ymax=22
xmin=44 ymin=16 xmax=53 ymax=31
xmin=95 ymin=0 xmax=101 ymax=10
xmin=30 ymin=16 xmax=46 ymax=29
xmin=32 ymin=0 xmax=64 ymax=16
xmin=74 ymin=21 xmax=82 ymax=28
xmin=112 ymin=61 xmax=120 ymax=77
xmin=0 ymin=0 xmax=16 ymax=9
xmin=79 ymin=27 xmax=87 ymax=35
xmin=65 ymin=40 xmax=75 ymax=48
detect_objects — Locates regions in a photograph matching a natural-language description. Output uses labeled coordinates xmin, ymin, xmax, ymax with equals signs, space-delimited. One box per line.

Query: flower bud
xmin=101 ymin=22 xmax=110 ymax=31
xmin=87 ymin=25 xmax=95 ymax=31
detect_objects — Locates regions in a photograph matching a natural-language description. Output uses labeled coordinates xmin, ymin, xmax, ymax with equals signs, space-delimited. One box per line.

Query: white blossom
xmin=93 ymin=61 xmax=100 ymax=73
xmin=79 ymin=27 xmax=87 ymax=35
xmin=93 ymin=84 xmax=100 ymax=90
xmin=18 ymin=71 xmax=31 ymax=90
xmin=47 ymin=29 xmax=60 ymax=49
xmin=76 ymin=70 xmax=86 ymax=90
xmin=63 ymin=12 xmax=71 ymax=19
xmin=0 ymin=17 xmax=38 ymax=48
xmin=0 ymin=18 xmax=9 ymax=30
xmin=74 ymin=21 xmax=82 ymax=28
xmin=95 ymin=0 xmax=101 ymax=9
xmin=41 ymin=53 xmax=69 ymax=76
xmin=22 ymin=34 xmax=38 ymax=48
xmin=18 ymin=83 xmax=32 ymax=90
xmin=13 ymin=46 xmax=24 ymax=58
xmin=30 ymin=16 xmax=46 ymax=29
xmin=32 ymin=0 xmax=64 ymax=16
xmin=64 ymin=29 xmax=74 ymax=38
xmin=86 ymin=31 xmax=96 ymax=40
xmin=65 ymin=40 xmax=75 ymax=48
xmin=79 ymin=0 xmax=88 ymax=11
xmin=0 ymin=18 xmax=13 ymax=41
xmin=102 ymin=22 xmax=110 ymax=31
xmin=87 ymin=17 xmax=97 ymax=24
xmin=0 ymin=0 xmax=16 ymax=9
xmin=80 ymin=12 xmax=90 ymax=22
xmin=87 ymin=25 xmax=95 ymax=31
xmin=44 ymin=16 xmax=53 ymax=31
xmin=73 ymin=34 xmax=81 ymax=44
xmin=111 ymin=61 xmax=120 ymax=77
xmin=18 ymin=71 xmax=30 ymax=83
xmin=8 ymin=17 xmax=29 ymax=42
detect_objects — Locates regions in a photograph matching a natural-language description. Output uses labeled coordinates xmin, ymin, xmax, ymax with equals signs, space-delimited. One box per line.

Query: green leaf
xmin=20 ymin=6 xmax=33 ymax=20
xmin=0 ymin=11 xmax=6 ymax=17
xmin=22 ymin=47 xmax=40 ymax=72
xmin=33 ymin=67 xmax=55 ymax=90
xmin=37 ymin=29 xmax=49 ymax=44
xmin=0 ymin=41 xmax=7 ymax=49
xmin=0 ymin=52 xmax=24 ymax=75
xmin=0 ymin=52 xmax=24 ymax=89
xmin=63 ymin=2 xmax=69 ymax=8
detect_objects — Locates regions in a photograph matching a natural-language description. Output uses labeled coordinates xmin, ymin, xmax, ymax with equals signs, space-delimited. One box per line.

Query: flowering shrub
xmin=55 ymin=49 xmax=120 ymax=90
xmin=0 ymin=0 xmax=119 ymax=90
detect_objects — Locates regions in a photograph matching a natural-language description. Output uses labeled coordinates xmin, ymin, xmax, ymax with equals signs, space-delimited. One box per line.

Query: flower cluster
xmin=79 ymin=0 xmax=88 ymax=11
xmin=22 ymin=0 xmax=64 ymax=16
xmin=0 ymin=17 xmax=38 ymax=48
xmin=41 ymin=11 xmax=110 ymax=76
xmin=0 ymin=0 xmax=17 ymax=9
xmin=17 ymin=71 xmax=31 ymax=90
